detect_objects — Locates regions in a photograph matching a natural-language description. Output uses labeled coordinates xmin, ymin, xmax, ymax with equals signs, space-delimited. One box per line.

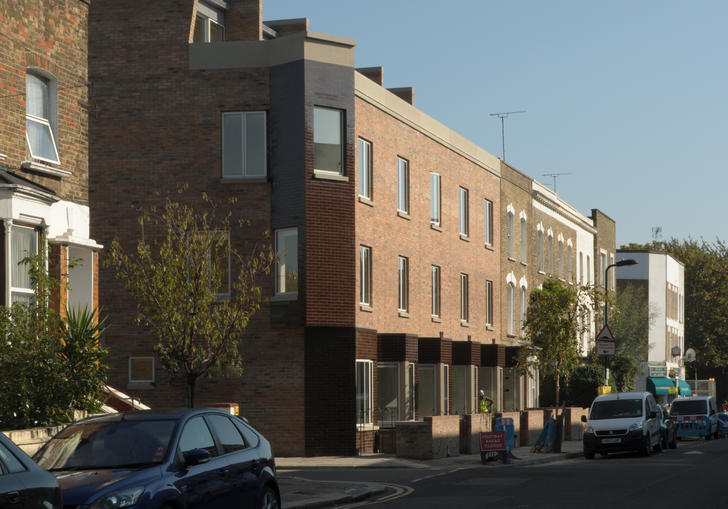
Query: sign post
xmin=596 ymin=324 xmax=615 ymax=389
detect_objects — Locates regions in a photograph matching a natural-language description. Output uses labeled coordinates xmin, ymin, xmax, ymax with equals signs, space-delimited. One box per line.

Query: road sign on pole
xmin=596 ymin=325 xmax=615 ymax=356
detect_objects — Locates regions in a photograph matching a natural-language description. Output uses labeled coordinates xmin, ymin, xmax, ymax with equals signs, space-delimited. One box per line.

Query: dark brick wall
xmin=452 ymin=341 xmax=481 ymax=366
xmin=419 ymin=337 xmax=453 ymax=365
xmin=482 ymin=344 xmax=506 ymax=367
xmin=378 ymin=333 xmax=419 ymax=362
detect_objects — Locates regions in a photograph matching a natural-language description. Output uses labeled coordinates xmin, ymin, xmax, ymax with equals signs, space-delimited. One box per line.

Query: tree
xmin=610 ymin=283 xmax=653 ymax=391
xmin=106 ymin=193 xmax=273 ymax=407
xmin=517 ymin=279 xmax=591 ymax=408
xmin=0 ymin=250 xmax=108 ymax=429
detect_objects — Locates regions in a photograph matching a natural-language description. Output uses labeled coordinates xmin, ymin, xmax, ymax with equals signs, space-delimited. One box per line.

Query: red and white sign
xmin=596 ymin=325 xmax=615 ymax=355
xmin=480 ymin=431 xmax=506 ymax=452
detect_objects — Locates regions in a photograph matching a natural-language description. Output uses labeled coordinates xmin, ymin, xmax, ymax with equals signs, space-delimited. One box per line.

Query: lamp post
xmin=602 ymin=258 xmax=638 ymax=385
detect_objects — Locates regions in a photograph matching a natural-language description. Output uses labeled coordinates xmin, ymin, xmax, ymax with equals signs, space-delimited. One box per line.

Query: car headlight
xmin=628 ymin=422 xmax=643 ymax=432
xmin=584 ymin=426 xmax=594 ymax=434
xmin=89 ymin=486 xmax=145 ymax=509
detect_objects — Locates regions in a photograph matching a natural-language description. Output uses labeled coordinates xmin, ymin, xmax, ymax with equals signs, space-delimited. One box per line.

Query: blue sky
xmin=264 ymin=1 xmax=727 ymax=246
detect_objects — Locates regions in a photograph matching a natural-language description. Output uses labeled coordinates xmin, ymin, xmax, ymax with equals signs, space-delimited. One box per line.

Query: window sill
xmin=313 ymin=170 xmax=348 ymax=182
xmin=507 ymin=333 xmax=517 ymax=338
xmin=21 ymin=160 xmax=71 ymax=178
xmin=271 ymin=292 xmax=298 ymax=302
xmin=397 ymin=210 xmax=411 ymax=220
xmin=459 ymin=234 xmax=470 ymax=242
xmin=538 ymin=270 xmax=546 ymax=275
xmin=358 ymin=196 xmax=374 ymax=207
xmin=484 ymin=243 xmax=495 ymax=252
xmin=221 ymin=176 xmax=268 ymax=184
xmin=507 ymin=256 xmax=516 ymax=262
xmin=398 ymin=310 xmax=410 ymax=318
xmin=127 ymin=382 xmax=155 ymax=390
xmin=520 ymin=261 xmax=528 ymax=267
xmin=360 ymin=304 xmax=373 ymax=312
xmin=430 ymin=223 xmax=442 ymax=232
xmin=460 ymin=320 xmax=470 ymax=327
xmin=431 ymin=315 xmax=442 ymax=323
xmin=356 ymin=423 xmax=379 ymax=432
xmin=486 ymin=324 xmax=494 ymax=331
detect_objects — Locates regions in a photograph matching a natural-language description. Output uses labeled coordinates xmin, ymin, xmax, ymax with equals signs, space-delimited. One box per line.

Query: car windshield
xmin=590 ymin=399 xmax=643 ymax=420
xmin=670 ymin=400 xmax=708 ymax=416
xmin=35 ymin=419 xmax=176 ymax=470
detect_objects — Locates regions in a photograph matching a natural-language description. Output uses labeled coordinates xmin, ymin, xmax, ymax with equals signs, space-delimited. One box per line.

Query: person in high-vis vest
xmin=479 ymin=389 xmax=493 ymax=413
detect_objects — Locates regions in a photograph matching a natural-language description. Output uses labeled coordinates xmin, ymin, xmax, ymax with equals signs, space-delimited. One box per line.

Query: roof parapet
xmin=357 ymin=66 xmax=383 ymax=85
xmin=387 ymin=86 xmax=414 ymax=105
xmin=263 ymin=17 xmax=309 ymax=37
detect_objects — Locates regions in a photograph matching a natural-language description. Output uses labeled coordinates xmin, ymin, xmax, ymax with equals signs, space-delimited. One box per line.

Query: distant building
xmin=616 ymin=249 xmax=689 ymax=402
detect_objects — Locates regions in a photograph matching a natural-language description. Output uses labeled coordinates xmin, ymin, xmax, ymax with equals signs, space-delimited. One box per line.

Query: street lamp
xmin=604 ymin=258 xmax=638 ymax=325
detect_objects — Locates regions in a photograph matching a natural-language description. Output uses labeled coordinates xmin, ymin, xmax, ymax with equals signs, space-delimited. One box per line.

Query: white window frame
xmin=520 ymin=285 xmax=528 ymax=335
xmin=25 ymin=71 xmax=60 ymax=165
xmin=360 ymin=245 xmax=371 ymax=306
xmin=194 ymin=1 xmax=225 ymax=42
xmin=558 ymin=239 xmax=564 ymax=279
xmin=222 ymin=111 xmax=267 ymax=178
xmin=441 ymin=364 xmax=450 ymax=416
xmin=430 ymin=173 xmax=441 ymax=225
xmin=356 ymin=360 xmax=374 ymax=426
xmin=537 ymin=229 xmax=544 ymax=272
xmin=431 ymin=265 xmax=441 ymax=318
xmin=129 ymin=356 xmax=155 ymax=384
xmin=459 ymin=187 xmax=469 ymax=237
xmin=10 ymin=225 xmax=38 ymax=304
xmin=485 ymin=280 xmax=493 ymax=326
xmin=398 ymin=255 xmax=409 ymax=313
xmin=358 ymin=138 xmax=372 ymax=199
xmin=397 ymin=157 xmax=409 ymax=214
xmin=484 ymin=199 xmax=493 ymax=246
xmin=314 ymin=106 xmax=344 ymax=175
xmin=460 ymin=273 xmax=469 ymax=324
xmin=520 ymin=217 xmax=527 ymax=263
xmin=548 ymin=232 xmax=554 ymax=275
xmin=275 ymin=228 xmax=298 ymax=297
xmin=507 ymin=212 xmax=514 ymax=258
xmin=507 ymin=282 xmax=515 ymax=336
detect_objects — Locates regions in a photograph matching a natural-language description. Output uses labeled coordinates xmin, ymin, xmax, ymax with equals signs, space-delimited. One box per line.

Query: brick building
xmin=0 ymin=0 xmax=100 ymax=315
xmin=87 ymin=0 xmax=617 ymax=455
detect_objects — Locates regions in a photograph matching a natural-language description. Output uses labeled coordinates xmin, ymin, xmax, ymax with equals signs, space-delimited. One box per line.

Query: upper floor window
xmin=485 ymin=280 xmax=493 ymax=326
xmin=11 ymin=225 xmax=38 ymax=304
xmin=431 ymin=265 xmax=441 ymax=318
xmin=314 ymin=106 xmax=344 ymax=175
xmin=507 ymin=212 xmax=514 ymax=258
xmin=520 ymin=217 xmax=527 ymax=263
xmin=558 ymin=240 xmax=564 ymax=279
xmin=358 ymin=138 xmax=372 ymax=199
xmin=397 ymin=157 xmax=409 ymax=214
xmin=430 ymin=173 xmax=441 ymax=225
xmin=506 ymin=282 xmax=515 ymax=336
xmin=484 ymin=199 xmax=493 ymax=246
xmin=548 ymin=233 xmax=554 ymax=275
xmin=26 ymin=71 xmax=59 ymax=165
xmin=360 ymin=245 xmax=371 ymax=306
xmin=222 ymin=111 xmax=266 ymax=178
xmin=537 ymin=229 xmax=544 ymax=272
xmin=567 ymin=244 xmax=573 ymax=283
xmin=275 ymin=228 xmax=298 ymax=296
xmin=579 ymin=252 xmax=584 ymax=284
xmin=194 ymin=1 xmax=225 ymax=42
xmin=398 ymin=255 xmax=409 ymax=313
xmin=520 ymin=286 xmax=528 ymax=334
xmin=600 ymin=252 xmax=607 ymax=288
xmin=459 ymin=187 xmax=469 ymax=237
xmin=460 ymin=273 xmax=469 ymax=323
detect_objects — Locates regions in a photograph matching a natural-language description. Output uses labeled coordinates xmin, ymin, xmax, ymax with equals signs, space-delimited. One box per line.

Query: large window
xmin=377 ymin=363 xmax=399 ymax=424
xmin=360 ymin=245 xmax=371 ymax=306
xmin=129 ymin=357 xmax=154 ymax=384
xmin=507 ymin=212 xmax=514 ymax=258
xmin=193 ymin=1 xmax=225 ymax=42
xmin=356 ymin=360 xmax=373 ymax=426
xmin=520 ymin=286 xmax=528 ymax=334
xmin=548 ymin=233 xmax=554 ymax=275
xmin=459 ymin=187 xmax=469 ymax=237
xmin=430 ymin=173 xmax=441 ymax=225
xmin=507 ymin=283 xmax=515 ymax=336
xmin=358 ymin=138 xmax=372 ymax=199
xmin=484 ymin=199 xmax=493 ymax=246
xmin=579 ymin=252 xmax=584 ymax=284
xmin=460 ymin=273 xmax=469 ymax=323
xmin=520 ymin=217 xmax=527 ymax=263
xmin=558 ymin=240 xmax=564 ymax=279
xmin=485 ymin=280 xmax=493 ymax=326
xmin=431 ymin=265 xmax=441 ymax=318
xmin=26 ymin=71 xmax=59 ymax=164
xmin=398 ymin=256 xmax=409 ymax=313
xmin=275 ymin=228 xmax=298 ymax=296
xmin=314 ymin=106 xmax=344 ymax=174
xmin=11 ymin=225 xmax=38 ymax=304
xmin=397 ymin=157 xmax=409 ymax=213
xmin=601 ymin=252 xmax=607 ymax=288
xmin=222 ymin=112 xmax=266 ymax=178
xmin=537 ymin=230 xmax=544 ymax=272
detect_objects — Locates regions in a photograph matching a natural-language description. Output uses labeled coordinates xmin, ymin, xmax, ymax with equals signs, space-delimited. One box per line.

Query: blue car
xmin=33 ymin=409 xmax=280 ymax=509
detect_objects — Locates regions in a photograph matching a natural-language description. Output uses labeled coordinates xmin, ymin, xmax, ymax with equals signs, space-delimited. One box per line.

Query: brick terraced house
xmin=0 ymin=0 xmax=101 ymax=316
xmin=88 ymin=0 xmax=616 ymax=456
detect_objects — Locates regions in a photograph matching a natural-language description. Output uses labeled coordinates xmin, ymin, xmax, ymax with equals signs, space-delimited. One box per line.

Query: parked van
xmin=669 ymin=396 xmax=719 ymax=439
xmin=581 ymin=392 xmax=661 ymax=459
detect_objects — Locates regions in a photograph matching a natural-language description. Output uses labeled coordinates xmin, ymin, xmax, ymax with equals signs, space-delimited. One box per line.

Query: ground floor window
xmin=452 ymin=365 xmax=478 ymax=414
xmin=10 ymin=225 xmax=38 ymax=304
xmin=480 ymin=366 xmax=503 ymax=413
xmin=378 ymin=362 xmax=416 ymax=424
xmin=356 ymin=360 xmax=373 ymax=426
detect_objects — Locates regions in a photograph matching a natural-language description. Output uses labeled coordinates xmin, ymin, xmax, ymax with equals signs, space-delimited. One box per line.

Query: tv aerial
xmin=489 ymin=110 xmax=526 ymax=161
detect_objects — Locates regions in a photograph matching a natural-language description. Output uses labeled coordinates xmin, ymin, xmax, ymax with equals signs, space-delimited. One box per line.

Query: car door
xmin=0 ymin=441 xmax=27 ymax=508
xmin=173 ymin=415 xmax=229 ymax=509
xmin=646 ymin=396 xmax=660 ymax=446
xmin=205 ymin=414 xmax=259 ymax=507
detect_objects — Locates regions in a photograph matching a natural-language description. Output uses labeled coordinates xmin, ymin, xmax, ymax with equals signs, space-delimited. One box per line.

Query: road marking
xmin=335 ymin=483 xmax=414 ymax=508
xmin=683 ymin=450 xmax=704 ymax=455
xmin=412 ymin=467 xmax=467 ymax=483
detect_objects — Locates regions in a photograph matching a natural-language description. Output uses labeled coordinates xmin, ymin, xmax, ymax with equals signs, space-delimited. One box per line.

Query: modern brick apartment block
xmin=0 ymin=0 xmax=100 ymax=316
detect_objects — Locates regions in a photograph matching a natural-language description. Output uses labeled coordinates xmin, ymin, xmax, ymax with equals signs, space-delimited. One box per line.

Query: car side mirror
xmin=581 ymin=415 xmax=587 ymax=423
xmin=183 ymin=448 xmax=211 ymax=466
xmin=649 ymin=411 xmax=657 ymax=419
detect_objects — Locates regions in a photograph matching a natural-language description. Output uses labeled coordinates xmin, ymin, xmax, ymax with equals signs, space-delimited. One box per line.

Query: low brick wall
xmin=3 ymin=426 xmax=65 ymax=456
xmin=378 ymin=427 xmax=397 ymax=454
xmin=460 ymin=414 xmax=493 ymax=454
xmin=565 ymin=407 xmax=588 ymax=441
xmin=396 ymin=415 xmax=460 ymax=459
xmin=522 ymin=409 xmax=549 ymax=446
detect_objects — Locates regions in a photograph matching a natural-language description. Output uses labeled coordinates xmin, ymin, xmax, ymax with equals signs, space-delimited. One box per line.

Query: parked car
xmin=581 ymin=391 xmax=661 ymax=458
xmin=657 ymin=404 xmax=677 ymax=449
xmin=717 ymin=412 xmax=728 ymax=437
xmin=33 ymin=409 xmax=280 ymax=509
xmin=0 ymin=431 xmax=61 ymax=508
xmin=670 ymin=396 xmax=719 ymax=440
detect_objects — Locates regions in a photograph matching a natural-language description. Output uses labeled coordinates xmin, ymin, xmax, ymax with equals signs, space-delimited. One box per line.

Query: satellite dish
xmin=685 ymin=348 xmax=696 ymax=363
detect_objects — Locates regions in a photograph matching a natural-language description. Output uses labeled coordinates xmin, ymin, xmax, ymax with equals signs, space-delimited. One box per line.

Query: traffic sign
xmin=596 ymin=324 xmax=615 ymax=355
xmin=596 ymin=324 xmax=615 ymax=342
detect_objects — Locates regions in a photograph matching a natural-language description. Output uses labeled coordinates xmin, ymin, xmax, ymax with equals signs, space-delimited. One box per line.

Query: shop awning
xmin=677 ymin=379 xmax=692 ymax=396
xmin=647 ymin=377 xmax=679 ymax=395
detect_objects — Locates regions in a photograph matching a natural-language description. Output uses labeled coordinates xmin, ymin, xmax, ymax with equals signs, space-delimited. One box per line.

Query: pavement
xmin=277 ymin=440 xmax=583 ymax=508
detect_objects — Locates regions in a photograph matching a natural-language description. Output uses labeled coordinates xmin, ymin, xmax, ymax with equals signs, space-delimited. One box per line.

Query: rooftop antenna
xmin=542 ymin=172 xmax=572 ymax=192
xmin=489 ymin=110 xmax=526 ymax=161
xmin=652 ymin=226 xmax=662 ymax=242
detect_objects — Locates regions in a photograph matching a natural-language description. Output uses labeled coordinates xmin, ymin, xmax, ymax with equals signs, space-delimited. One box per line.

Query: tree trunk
xmin=186 ymin=374 xmax=197 ymax=408
xmin=555 ymin=372 xmax=561 ymax=409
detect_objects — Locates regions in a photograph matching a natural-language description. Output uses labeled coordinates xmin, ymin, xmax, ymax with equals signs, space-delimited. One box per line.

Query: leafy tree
xmin=0 ymin=250 xmax=108 ymax=429
xmin=610 ymin=283 xmax=653 ymax=391
xmin=106 ymin=193 xmax=273 ymax=407
xmin=517 ymin=279 xmax=591 ymax=408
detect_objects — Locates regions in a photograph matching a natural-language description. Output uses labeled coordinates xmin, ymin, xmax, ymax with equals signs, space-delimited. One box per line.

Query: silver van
xmin=581 ymin=391 xmax=661 ymax=458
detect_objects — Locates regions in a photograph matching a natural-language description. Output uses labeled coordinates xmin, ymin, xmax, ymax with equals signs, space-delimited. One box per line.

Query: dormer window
xmin=26 ymin=71 xmax=60 ymax=165
xmin=194 ymin=1 xmax=225 ymax=42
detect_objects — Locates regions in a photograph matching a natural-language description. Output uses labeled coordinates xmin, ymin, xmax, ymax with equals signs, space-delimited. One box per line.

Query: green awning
xmin=647 ymin=377 xmax=679 ymax=395
xmin=678 ymin=379 xmax=692 ymax=396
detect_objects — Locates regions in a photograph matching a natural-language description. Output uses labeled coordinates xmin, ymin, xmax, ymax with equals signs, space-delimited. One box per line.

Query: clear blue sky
xmin=264 ymin=1 xmax=727 ymax=246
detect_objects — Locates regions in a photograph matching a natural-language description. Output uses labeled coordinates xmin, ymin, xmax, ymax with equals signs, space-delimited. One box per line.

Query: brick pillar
xmin=226 ymin=0 xmax=262 ymax=41
xmin=48 ymin=243 xmax=68 ymax=318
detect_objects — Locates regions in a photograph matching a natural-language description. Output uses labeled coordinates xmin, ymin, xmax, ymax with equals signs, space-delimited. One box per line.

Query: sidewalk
xmin=278 ymin=440 xmax=583 ymax=508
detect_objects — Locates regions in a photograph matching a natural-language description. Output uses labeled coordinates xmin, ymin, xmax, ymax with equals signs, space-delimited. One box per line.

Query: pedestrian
xmin=479 ymin=389 xmax=494 ymax=413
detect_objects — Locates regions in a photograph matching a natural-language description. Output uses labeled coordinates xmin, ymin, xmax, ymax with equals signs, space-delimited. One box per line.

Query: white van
xmin=581 ymin=391 xmax=661 ymax=458
xmin=670 ymin=396 xmax=719 ymax=439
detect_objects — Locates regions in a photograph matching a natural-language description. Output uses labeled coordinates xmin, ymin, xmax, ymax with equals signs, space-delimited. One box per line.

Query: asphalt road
xmin=285 ymin=438 xmax=728 ymax=508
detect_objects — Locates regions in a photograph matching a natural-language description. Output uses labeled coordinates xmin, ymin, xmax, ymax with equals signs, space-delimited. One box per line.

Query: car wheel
xmin=258 ymin=486 xmax=280 ymax=509
xmin=584 ymin=450 xmax=595 ymax=459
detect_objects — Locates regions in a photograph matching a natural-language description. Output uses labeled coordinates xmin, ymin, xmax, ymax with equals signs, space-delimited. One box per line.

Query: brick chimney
xmin=226 ymin=0 xmax=263 ymax=41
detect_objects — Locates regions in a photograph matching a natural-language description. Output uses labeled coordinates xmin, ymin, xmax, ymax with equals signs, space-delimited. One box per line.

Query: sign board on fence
xmin=480 ymin=431 xmax=506 ymax=452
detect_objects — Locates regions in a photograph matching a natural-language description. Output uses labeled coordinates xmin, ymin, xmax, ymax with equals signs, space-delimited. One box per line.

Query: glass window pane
xmin=377 ymin=364 xmax=399 ymax=423
xmin=245 ymin=112 xmax=266 ymax=176
xmin=11 ymin=226 xmax=36 ymax=290
xmin=0 ymin=442 xmax=25 ymax=473
xmin=209 ymin=19 xmax=224 ymax=41
xmin=430 ymin=173 xmax=440 ymax=224
xmin=397 ymin=158 xmax=408 ymax=212
xmin=26 ymin=74 xmax=49 ymax=118
xmin=276 ymin=229 xmax=298 ymax=294
xmin=207 ymin=415 xmax=245 ymax=454
xmin=222 ymin=113 xmax=243 ymax=177
xmin=26 ymin=117 xmax=59 ymax=163
xmin=193 ymin=15 xmax=206 ymax=42
xmin=360 ymin=246 xmax=371 ymax=305
xmin=178 ymin=416 xmax=217 ymax=457
xmin=358 ymin=139 xmax=371 ymax=198
xmin=314 ymin=107 xmax=343 ymax=173
xmin=130 ymin=357 xmax=154 ymax=382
